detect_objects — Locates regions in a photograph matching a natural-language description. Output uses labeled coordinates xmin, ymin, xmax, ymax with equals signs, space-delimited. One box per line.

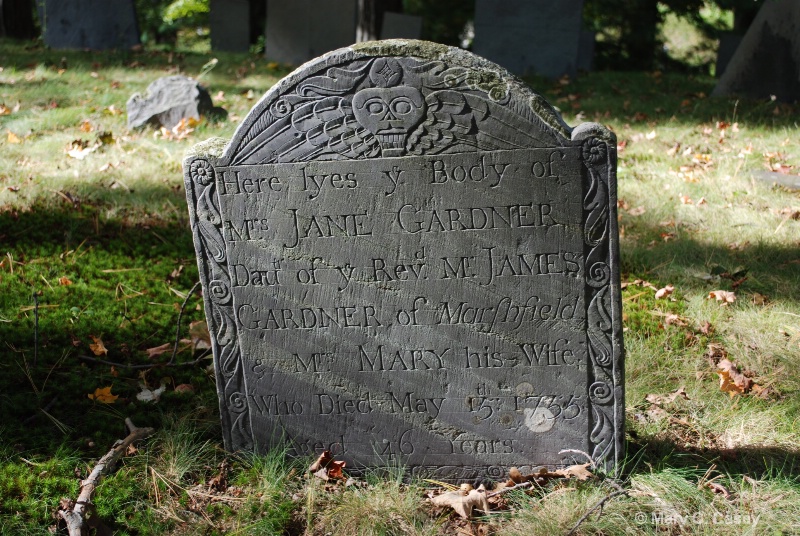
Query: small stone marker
xmin=38 ymin=0 xmax=140 ymax=50
xmin=184 ymin=40 xmax=623 ymax=479
xmin=127 ymin=76 xmax=224 ymax=130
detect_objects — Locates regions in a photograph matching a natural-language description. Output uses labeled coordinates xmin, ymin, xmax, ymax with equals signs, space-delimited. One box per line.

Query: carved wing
xmin=407 ymin=90 xmax=563 ymax=155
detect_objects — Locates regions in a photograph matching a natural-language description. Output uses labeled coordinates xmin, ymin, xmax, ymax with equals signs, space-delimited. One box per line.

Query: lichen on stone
xmin=185 ymin=137 xmax=228 ymax=162
xmin=352 ymin=39 xmax=452 ymax=60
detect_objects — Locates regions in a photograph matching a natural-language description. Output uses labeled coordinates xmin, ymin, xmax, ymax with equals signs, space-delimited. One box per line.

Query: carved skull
xmin=352 ymin=87 xmax=425 ymax=157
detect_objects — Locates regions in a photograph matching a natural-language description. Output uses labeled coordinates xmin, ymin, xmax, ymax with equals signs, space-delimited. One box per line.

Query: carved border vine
xmin=581 ymin=138 xmax=618 ymax=469
xmin=185 ymin=158 xmax=254 ymax=451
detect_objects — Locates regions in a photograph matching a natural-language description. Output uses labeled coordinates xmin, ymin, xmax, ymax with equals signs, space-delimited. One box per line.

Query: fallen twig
xmin=77 ymin=350 xmax=210 ymax=369
xmin=487 ymin=481 xmax=533 ymax=497
xmin=168 ymin=280 xmax=201 ymax=366
xmin=22 ymin=396 xmax=58 ymax=425
xmin=565 ymin=488 xmax=629 ymax=536
xmin=58 ymin=418 xmax=155 ymax=536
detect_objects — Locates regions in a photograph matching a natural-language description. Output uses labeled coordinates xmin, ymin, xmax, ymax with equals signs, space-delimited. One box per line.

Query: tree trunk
xmin=356 ymin=0 xmax=403 ymax=42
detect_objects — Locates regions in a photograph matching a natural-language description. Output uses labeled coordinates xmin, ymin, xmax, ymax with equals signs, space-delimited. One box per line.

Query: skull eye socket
xmin=391 ymin=97 xmax=414 ymax=115
xmin=364 ymin=98 xmax=387 ymax=115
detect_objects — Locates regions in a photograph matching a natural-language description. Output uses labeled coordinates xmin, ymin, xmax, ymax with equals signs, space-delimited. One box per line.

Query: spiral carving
xmin=589 ymin=381 xmax=613 ymax=404
xmin=190 ymin=158 xmax=214 ymax=185
xmin=271 ymin=98 xmax=292 ymax=118
xmin=587 ymin=262 xmax=610 ymax=288
xmin=208 ymin=279 xmax=231 ymax=305
xmin=582 ymin=138 xmax=607 ymax=165
xmin=229 ymin=392 xmax=248 ymax=413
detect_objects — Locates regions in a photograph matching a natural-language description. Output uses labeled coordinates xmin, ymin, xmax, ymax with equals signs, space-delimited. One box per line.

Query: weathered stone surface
xmin=210 ymin=0 xmax=250 ymax=53
xmin=127 ymin=76 xmax=222 ymax=130
xmin=38 ymin=0 xmax=140 ymax=50
xmin=265 ymin=0 xmax=357 ymax=66
xmin=472 ymin=0 xmax=584 ymax=78
xmin=380 ymin=13 xmax=422 ymax=40
xmin=184 ymin=40 xmax=623 ymax=479
xmin=713 ymin=0 xmax=800 ymax=102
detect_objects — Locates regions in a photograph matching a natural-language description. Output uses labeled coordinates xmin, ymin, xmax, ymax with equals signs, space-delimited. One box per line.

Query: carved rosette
xmin=185 ymin=157 xmax=254 ymax=452
xmin=580 ymin=137 xmax=621 ymax=470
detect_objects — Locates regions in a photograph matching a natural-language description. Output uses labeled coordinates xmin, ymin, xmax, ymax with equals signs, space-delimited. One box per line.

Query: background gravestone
xmin=38 ymin=0 xmax=140 ymax=50
xmin=184 ymin=40 xmax=623 ymax=479
xmin=265 ymin=0 xmax=357 ymax=66
xmin=713 ymin=0 xmax=800 ymax=102
xmin=210 ymin=0 xmax=250 ymax=53
xmin=472 ymin=0 xmax=585 ymax=78
xmin=380 ymin=12 xmax=422 ymax=40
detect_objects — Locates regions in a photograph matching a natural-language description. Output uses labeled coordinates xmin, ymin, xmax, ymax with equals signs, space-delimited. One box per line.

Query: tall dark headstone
xmin=38 ymin=0 xmax=140 ymax=50
xmin=472 ymin=0 xmax=584 ymax=78
xmin=380 ymin=13 xmax=422 ymax=40
xmin=265 ymin=0 xmax=356 ymax=66
xmin=210 ymin=0 xmax=250 ymax=53
xmin=713 ymin=0 xmax=800 ymax=102
xmin=184 ymin=40 xmax=623 ymax=479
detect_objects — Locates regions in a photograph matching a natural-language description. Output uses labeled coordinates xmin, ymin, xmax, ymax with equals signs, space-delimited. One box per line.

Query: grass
xmin=1 ymin=37 xmax=799 ymax=534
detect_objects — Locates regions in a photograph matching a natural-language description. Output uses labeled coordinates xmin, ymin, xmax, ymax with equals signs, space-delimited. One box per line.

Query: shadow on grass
xmin=628 ymin=434 xmax=800 ymax=480
xmin=0 ymin=198 xmax=215 ymax=457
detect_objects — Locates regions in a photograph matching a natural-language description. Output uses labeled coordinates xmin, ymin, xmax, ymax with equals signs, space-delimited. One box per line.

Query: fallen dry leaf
xmin=708 ymin=290 xmax=736 ymax=305
xmin=136 ymin=380 xmax=167 ymax=403
xmin=646 ymin=386 xmax=690 ymax=405
xmin=88 ymin=386 xmax=118 ymax=404
xmin=655 ymin=285 xmax=674 ymax=299
xmin=308 ymin=450 xmax=346 ymax=481
xmin=430 ymin=485 xmax=491 ymax=519
xmin=89 ymin=335 xmax=108 ymax=356
xmin=146 ymin=342 xmax=173 ymax=359
xmin=58 ymin=276 xmax=72 ymax=286
xmin=189 ymin=320 xmax=211 ymax=350
xmin=7 ymin=130 xmax=21 ymax=143
xmin=717 ymin=359 xmax=753 ymax=397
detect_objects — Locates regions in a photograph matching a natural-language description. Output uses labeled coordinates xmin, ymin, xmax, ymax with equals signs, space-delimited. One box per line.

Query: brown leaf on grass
xmin=706 ymin=343 xmax=727 ymax=364
xmin=752 ymin=293 xmax=769 ymax=306
xmin=58 ymin=276 xmax=72 ymax=286
xmin=0 ymin=103 xmax=11 ymax=115
xmin=646 ymin=386 xmax=690 ymax=405
xmin=7 ymin=130 xmax=21 ymax=143
xmin=146 ymin=342 xmax=172 ymax=359
xmin=627 ymin=206 xmax=646 ymax=216
xmin=655 ymin=285 xmax=674 ymax=299
xmin=189 ymin=320 xmax=211 ymax=350
xmin=79 ymin=119 xmax=93 ymax=132
xmin=705 ymin=481 xmax=732 ymax=499
xmin=89 ymin=335 xmax=108 ymax=356
xmin=698 ymin=321 xmax=713 ymax=335
xmin=708 ymin=290 xmax=736 ymax=304
xmin=717 ymin=359 xmax=754 ymax=397
xmin=430 ymin=485 xmax=491 ymax=519
xmin=87 ymin=386 xmax=118 ymax=404
xmin=308 ymin=450 xmax=346 ymax=481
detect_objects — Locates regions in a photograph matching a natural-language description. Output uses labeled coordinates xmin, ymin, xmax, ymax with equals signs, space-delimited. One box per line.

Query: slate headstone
xmin=380 ymin=13 xmax=422 ymax=40
xmin=265 ymin=0 xmax=357 ymax=66
xmin=38 ymin=0 xmax=140 ymax=50
xmin=713 ymin=0 xmax=800 ymax=102
xmin=184 ymin=40 xmax=624 ymax=479
xmin=127 ymin=76 xmax=222 ymax=130
xmin=472 ymin=0 xmax=584 ymax=78
xmin=210 ymin=0 xmax=250 ymax=53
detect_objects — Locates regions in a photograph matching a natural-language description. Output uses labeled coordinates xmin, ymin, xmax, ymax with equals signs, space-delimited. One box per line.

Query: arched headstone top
xmin=219 ymin=40 xmax=596 ymax=166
